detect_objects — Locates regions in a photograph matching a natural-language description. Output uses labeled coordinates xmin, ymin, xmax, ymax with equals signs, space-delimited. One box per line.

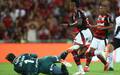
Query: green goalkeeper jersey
xmin=13 ymin=54 xmax=38 ymax=74
xmin=12 ymin=54 xmax=60 ymax=75
xmin=38 ymin=56 xmax=60 ymax=74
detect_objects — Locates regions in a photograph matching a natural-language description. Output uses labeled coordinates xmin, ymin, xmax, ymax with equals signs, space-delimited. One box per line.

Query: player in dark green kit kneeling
xmin=6 ymin=53 xmax=69 ymax=75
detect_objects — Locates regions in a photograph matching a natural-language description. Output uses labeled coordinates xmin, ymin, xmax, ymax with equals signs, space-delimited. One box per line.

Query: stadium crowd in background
xmin=0 ymin=0 xmax=119 ymax=43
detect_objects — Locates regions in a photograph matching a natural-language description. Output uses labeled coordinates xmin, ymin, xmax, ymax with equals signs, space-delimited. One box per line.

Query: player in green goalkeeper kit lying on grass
xmin=6 ymin=53 xmax=70 ymax=75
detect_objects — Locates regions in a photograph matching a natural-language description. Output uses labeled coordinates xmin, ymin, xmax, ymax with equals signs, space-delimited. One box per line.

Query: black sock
xmin=59 ymin=51 xmax=68 ymax=60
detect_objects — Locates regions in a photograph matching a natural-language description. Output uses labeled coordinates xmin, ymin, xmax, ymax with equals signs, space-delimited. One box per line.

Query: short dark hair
xmin=5 ymin=53 xmax=16 ymax=63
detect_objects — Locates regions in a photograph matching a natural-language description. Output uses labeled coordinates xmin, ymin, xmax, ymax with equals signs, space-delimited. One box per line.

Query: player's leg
xmin=84 ymin=38 xmax=109 ymax=71
xmin=73 ymin=51 xmax=85 ymax=75
xmin=73 ymin=46 xmax=89 ymax=73
xmin=59 ymin=51 xmax=69 ymax=60
xmin=78 ymin=46 xmax=88 ymax=58
xmin=72 ymin=32 xmax=86 ymax=75
xmin=96 ymin=39 xmax=109 ymax=71
xmin=106 ymin=38 xmax=120 ymax=71
xmin=85 ymin=47 xmax=108 ymax=72
xmin=84 ymin=52 xmax=92 ymax=72
xmin=106 ymin=43 xmax=114 ymax=71
xmin=81 ymin=28 xmax=93 ymax=72
xmin=78 ymin=28 xmax=93 ymax=58
xmin=59 ymin=33 xmax=81 ymax=60
xmin=84 ymin=47 xmax=95 ymax=72
xmin=59 ymin=44 xmax=80 ymax=60
xmin=84 ymin=37 xmax=98 ymax=72
xmin=60 ymin=44 xmax=84 ymax=74
xmin=67 ymin=32 xmax=85 ymax=75
xmin=85 ymin=46 xmax=109 ymax=71
xmin=60 ymin=32 xmax=85 ymax=75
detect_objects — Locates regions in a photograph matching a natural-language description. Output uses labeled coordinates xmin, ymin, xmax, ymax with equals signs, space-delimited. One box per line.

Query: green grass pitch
xmin=0 ymin=62 xmax=120 ymax=75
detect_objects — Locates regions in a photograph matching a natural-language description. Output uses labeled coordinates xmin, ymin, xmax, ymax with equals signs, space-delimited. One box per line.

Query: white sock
xmin=78 ymin=65 xmax=84 ymax=72
xmin=107 ymin=52 xmax=114 ymax=68
xmin=85 ymin=66 xmax=89 ymax=67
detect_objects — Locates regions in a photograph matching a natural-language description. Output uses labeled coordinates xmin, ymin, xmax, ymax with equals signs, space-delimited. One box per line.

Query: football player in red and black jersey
xmin=84 ymin=5 xmax=113 ymax=72
xmin=60 ymin=1 xmax=93 ymax=75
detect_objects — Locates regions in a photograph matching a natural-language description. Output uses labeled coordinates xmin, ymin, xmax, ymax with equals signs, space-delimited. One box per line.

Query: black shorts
xmin=112 ymin=38 xmax=120 ymax=50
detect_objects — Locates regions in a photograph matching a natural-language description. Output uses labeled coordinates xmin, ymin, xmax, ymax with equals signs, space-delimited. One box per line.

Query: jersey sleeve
xmin=51 ymin=56 xmax=60 ymax=63
xmin=69 ymin=14 xmax=77 ymax=26
xmin=115 ymin=17 xmax=120 ymax=35
xmin=108 ymin=16 xmax=112 ymax=23
xmin=116 ymin=17 xmax=120 ymax=26
xmin=69 ymin=10 xmax=83 ymax=27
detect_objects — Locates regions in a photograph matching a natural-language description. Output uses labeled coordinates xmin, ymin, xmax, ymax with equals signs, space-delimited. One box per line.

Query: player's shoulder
xmin=116 ymin=16 xmax=120 ymax=21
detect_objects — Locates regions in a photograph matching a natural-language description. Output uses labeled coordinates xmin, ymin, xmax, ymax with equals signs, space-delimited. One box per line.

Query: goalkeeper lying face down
xmin=6 ymin=53 xmax=69 ymax=75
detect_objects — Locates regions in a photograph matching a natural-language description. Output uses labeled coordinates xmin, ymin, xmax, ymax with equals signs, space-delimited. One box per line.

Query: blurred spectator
xmin=0 ymin=24 xmax=5 ymax=40
xmin=52 ymin=5 xmax=61 ymax=17
xmin=26 ymin=24 xmax=37 ymax=42
xmin=2 ymin=11 xmax=14 ymax=40
xmin=12 ymin=27 xmax=22 ymax=43
xmin=38 ymin=25 xmax=51 ymax=40
xmin=117 ymin=0 xmax=120 ymax=8
xmin=0 ymin=0 xmax=118 ymax=43
xmin=10 ymin=7 xmax=26 ymax=23
xmin=25 ymin=19 xmax=38 ymax=42
xmin=47 ymin=14 xmax=59 ymax=39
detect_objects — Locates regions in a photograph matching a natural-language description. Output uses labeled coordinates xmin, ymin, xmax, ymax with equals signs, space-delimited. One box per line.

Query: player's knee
xmin=85 ymin=52 xmax=90 ymax=58
xmin=68 ymin=45 xmax=80 ymax=50
xmin=86 ymin=50 xmax=94 ymax=57
xmin=106 ymin=44 xmax=114 ymax=53
xmin=67 ymin=45 xmax=80 ymax=53
xmin=87 ymin=48 xmax=96 ymax=56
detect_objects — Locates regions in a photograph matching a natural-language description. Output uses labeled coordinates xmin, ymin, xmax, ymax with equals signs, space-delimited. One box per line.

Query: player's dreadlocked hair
xmin=71 ymin=0 xmax=81 ymax=8
xmin=5 ymin=53 xmax=16 ymax=63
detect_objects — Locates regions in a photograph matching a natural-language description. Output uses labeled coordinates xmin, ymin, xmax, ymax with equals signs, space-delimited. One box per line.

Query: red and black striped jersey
xmin=94 ymin=14 xmax=112 ymax=39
